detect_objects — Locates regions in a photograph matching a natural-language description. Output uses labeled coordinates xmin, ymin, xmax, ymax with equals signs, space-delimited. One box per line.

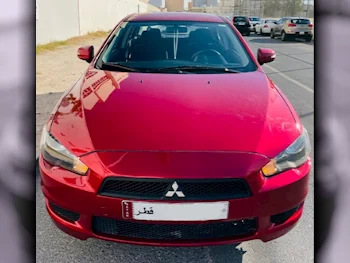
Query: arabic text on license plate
xmin=300 ymin=32 xmax=305 ymax=35
xmin=122 ymin=201 xmax=229 ymax=221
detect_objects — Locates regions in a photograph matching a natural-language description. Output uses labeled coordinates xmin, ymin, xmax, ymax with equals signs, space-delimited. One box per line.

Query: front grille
xmin=98 ymin=178 xmax=251 ymax=200
xmin=271 ymin=204 xmax=301 ymax=225
xmin=49 ymin=202 xmax=80 ymax=222
xmin=92 ymin=217 xmax=257 ymax=241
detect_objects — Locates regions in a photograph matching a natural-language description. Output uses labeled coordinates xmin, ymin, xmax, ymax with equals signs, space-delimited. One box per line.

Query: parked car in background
xmin=233 ymin=16 xmax=251 ymax=36
xmin=255 ymin=18 xmax=278 ymax=35
xmin=249 ymin=16 xmax=261 ymax=32
xmin=270 ymin=17 xmax=313 ymax=42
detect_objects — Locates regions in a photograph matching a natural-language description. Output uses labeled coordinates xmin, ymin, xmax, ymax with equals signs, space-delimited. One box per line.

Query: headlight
xmin=262 ymin=127 xmax=311 ymax=177
xmin=40 ymin=126 xmax=89 ymax=175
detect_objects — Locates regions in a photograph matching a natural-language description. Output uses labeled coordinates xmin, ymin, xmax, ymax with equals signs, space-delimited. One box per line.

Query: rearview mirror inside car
xmin=77 ymin=45 xmax=94 ymax=63
xmin=257 ymin=48 xmax=276 ymax=65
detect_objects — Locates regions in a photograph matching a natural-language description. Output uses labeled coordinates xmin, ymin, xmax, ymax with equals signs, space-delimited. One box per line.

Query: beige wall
xmin=36 ymin=0 xmax=150 ymax=45
xmin=165 ymin=0 xmax=185 ymax=11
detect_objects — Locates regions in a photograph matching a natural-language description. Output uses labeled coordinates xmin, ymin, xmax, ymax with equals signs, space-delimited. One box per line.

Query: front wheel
xmin=270 ymin=30 xmax=275 ymax=39
xmin=246 ymin=31 xmax=250 ymax=36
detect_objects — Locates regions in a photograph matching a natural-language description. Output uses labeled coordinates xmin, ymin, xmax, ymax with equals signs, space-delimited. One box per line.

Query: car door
xmin=274 ymin=18 xmax=286 ymax=35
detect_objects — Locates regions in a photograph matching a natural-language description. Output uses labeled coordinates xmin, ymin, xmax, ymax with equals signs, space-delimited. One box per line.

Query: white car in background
xmin=255 ymin=19 xmax=278 ymax=35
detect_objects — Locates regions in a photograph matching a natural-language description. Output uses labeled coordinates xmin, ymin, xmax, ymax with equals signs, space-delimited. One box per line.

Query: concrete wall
xmin=36 ymin=0 xmax=149 ymax=45
xmin=36 ymin=0 xmax=80 ymax=45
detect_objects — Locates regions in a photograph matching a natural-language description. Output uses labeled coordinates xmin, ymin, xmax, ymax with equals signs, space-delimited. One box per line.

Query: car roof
xmin=127 ymin=12 xmax=224 ymax=23
xmin=283 ymin=17 xmax=309 ymax=19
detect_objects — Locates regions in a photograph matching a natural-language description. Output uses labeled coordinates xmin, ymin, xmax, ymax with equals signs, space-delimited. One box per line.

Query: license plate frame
xmin=122 ymin=201 xmax=229 ymax=221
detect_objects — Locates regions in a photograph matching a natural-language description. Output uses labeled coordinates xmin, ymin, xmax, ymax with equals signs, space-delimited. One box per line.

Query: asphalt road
xmin=36 ymin=35 xmax=314 ymax=263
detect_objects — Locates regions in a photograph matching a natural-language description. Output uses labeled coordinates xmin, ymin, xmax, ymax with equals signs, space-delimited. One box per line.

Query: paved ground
xmin=36 ymin=34 xmax=314 ymax=263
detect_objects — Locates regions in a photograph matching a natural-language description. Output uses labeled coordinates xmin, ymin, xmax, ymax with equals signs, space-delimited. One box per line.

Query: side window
xmin=277 ymin=19 xmax=283 ymax=24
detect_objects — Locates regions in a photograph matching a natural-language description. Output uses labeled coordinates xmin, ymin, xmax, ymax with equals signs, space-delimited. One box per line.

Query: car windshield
xmin=249 ymin=17 xmax=260 ymax=21
xmin=96 ymin=21 xmax=256 ymax=74
xmin=96 ymin=21 xmax=257 ymax=74
xmin=265 ymin=20 xmax=277 ymax=23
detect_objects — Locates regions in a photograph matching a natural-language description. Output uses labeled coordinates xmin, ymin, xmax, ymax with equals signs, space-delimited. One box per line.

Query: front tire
xmin=270 ymin=30 xmax=275 ymax=39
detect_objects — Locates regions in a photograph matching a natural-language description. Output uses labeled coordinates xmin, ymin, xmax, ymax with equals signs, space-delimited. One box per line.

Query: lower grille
xmin=271 ymin=205 xmax=301 ymax=225
xmin=49 ymin=202 xmax=80 ymax=222
xmin=92 ymin=217 xmax=257 ymax=241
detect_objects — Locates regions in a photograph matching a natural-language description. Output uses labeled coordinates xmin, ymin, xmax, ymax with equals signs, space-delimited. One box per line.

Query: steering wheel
xmin=191 ymin=49 xmax=227 ymax=64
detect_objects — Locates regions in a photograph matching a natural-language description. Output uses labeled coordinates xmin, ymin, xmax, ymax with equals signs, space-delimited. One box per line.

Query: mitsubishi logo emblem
xmin=165 ymin=181 xmax=185 ymax=197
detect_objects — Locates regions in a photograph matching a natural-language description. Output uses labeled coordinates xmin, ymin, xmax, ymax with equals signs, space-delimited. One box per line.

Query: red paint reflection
xmin=82 ymin=71 xmax=129 ymax=110
xmin=54 ymin=71 xmax=129 ymax=123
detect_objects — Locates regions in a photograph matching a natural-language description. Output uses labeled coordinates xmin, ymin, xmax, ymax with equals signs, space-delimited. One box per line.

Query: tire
xmin=305 ymin=36 xmax=312 ymax=42
xmin=260 ymin=29 xmax=263 ymax=35
xmin=246 ymin=31 xmax=250 ymax=36
xmin=281 ymin=31 xmax=287 ymax=41
xmin=270 ymin=30 xmax=275 ymax=39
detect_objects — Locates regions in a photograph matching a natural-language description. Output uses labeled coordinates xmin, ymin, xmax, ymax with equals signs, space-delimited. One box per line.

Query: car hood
xmin=50 ymin=69 xmax=301 ymax=159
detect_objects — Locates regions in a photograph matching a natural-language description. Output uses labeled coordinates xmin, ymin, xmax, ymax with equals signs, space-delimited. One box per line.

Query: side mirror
xmin=77 ymin=45 xmax=94 ymax=63
xmin=257 ymin=48 xmax=276 ymax=65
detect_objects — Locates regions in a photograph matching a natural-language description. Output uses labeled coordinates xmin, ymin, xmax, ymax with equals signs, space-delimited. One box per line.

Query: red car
xmin=39 ymin=12 xmax=311 ymax=246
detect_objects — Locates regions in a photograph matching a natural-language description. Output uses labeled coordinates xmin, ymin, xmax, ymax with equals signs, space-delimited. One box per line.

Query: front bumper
xmin=40 ymin=155 xmax=311 ymax=246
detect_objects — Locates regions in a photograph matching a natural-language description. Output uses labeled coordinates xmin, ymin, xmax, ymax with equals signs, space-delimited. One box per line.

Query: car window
xmin=249 ymin=17 xmax=260 ymax=21
xmin=291 ymin=19 xmax=311 ymax=24
xmin=265 ymin=20 xmax=276 ymax=23
xmin=233 ymin=17 xmax=248 ymax=22
xmin=97 ymin=21 xmax=257 ymax=73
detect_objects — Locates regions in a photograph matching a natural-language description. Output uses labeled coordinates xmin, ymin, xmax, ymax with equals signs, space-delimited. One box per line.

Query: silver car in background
xmin=270 ymin=17 xmax=313 ymax=42
xmin=249 ymin=16 xmax=261 ymax=32
xmin=255 ymin=18 xmax=278 ymax=35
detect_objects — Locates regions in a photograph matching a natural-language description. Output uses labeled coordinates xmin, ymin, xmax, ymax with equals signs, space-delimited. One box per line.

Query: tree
xmin=263 ymin=0 xmax=282 ymax=17
xmin=283 ymin=0 xmax=303 ymax=16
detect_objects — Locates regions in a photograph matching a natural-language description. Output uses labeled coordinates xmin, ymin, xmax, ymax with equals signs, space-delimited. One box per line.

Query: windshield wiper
xmin=147 ymin=66 xmax=241 ymax=73
xmin=101 ymin=62 xmax=139 ymax=72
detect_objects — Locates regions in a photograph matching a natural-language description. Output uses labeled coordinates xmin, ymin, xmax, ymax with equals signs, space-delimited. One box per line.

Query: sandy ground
xmin=36 ymin=36 xmax=106 ymax=95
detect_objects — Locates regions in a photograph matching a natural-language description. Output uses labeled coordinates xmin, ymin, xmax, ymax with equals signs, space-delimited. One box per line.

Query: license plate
xmin=299 ymin=32 xmax=305 ymax=35
xmin=238 ymin=22 xmax=245 ymax=25
xmin=122 ymin=201 xmax=229 ymax=221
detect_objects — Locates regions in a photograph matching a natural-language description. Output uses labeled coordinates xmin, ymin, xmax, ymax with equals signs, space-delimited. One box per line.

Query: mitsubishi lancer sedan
xmin=39 ymin=12 xmax=311 ymax=246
